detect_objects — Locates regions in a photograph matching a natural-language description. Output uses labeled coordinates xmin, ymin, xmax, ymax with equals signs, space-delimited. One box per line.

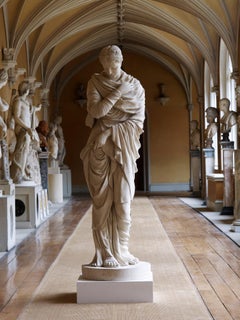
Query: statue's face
xmin=100 ymin=46 xmax=123 ymax=70
xmin=102 ymin=54 xmax=122 ymax=69
xmin=206 ymin=114 xmax=214 ymax=123
xmin=219 ymin=99 xmax=229 ymax=112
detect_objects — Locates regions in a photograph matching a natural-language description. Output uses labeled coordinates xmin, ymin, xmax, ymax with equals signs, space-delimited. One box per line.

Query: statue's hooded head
xmin=99 ymin=45 xmax=123 ymax=67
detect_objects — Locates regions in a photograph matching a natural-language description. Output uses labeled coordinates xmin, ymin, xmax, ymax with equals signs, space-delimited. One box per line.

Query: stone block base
xmin=207 ymin=173 xmax=224 ymax=211
xmin=0 ymin=195 xmax=15 ymax=251
xmin=77 ymin=261 xmax=153 ymax=304
xmin=15 ymin=182 xmax=42 ymax=228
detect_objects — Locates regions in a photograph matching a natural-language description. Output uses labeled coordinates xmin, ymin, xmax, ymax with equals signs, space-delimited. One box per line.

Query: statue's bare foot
xmin=103 ymin=256 xmax=119 ymax=268
xmin=123 ymin=252 xmax=139 ymax=265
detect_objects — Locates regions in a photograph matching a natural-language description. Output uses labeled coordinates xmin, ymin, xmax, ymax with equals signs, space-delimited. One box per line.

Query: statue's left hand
xmin=94 ymin=130 xmax=110 ymax=150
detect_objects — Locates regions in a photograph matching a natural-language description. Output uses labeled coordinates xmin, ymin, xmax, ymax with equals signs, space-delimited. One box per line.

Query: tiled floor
xmin=180 ymin=197 xmax=240 ymax=246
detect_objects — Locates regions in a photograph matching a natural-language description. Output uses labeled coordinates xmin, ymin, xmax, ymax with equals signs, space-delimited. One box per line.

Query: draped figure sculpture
xmin=10 ymin=81 xmax=41 ymax=184
xmin=47 ymin=122 xmax=58 ymax=167
xmin=0 ymin=69 xmax=10 ymax=181
xmin=53 ymin=115 xmax=66 ymax=167
xmin=80 ymin=45 xmax=145 ymax=268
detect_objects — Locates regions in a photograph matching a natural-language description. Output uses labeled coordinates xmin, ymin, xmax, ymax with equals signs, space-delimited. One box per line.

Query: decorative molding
xmin=117 ymin=0 xmax=125 ymax=45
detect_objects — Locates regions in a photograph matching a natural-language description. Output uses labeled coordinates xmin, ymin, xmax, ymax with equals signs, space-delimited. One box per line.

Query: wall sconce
xmin=75 ymin=83 xmax=87 ymax=107
xmin=156 ymin=83 xmax=170 ymax=106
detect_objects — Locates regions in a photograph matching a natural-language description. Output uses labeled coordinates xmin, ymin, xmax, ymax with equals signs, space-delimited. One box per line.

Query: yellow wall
xmin=58 ymin=52 xmax=193 ymax=191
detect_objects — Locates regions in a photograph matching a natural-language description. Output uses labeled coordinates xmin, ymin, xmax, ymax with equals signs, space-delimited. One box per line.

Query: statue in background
xmin=47 ymin=122 xmax=58 ymax=167
xmin=219 ymin=98 xmax=237 ymax=141
xmin=53 ymin=115 xmax=66 ymax=167
xmin=36 ymin=120 xmax=49 ymax=151
xmin=190 ymin=120 xmax=200 ymax=150
xmin=10 ymin=81 xmax=41 ymax=184
xmin=0 ymin=69 xmax=10 ymax=181
xmin=204 ymin=107 xmax=218 ymax=148
xmin=80 ymin=45 xmax=145 ymax=268
xmin=6 ymin=89 xmax=17 ymax=166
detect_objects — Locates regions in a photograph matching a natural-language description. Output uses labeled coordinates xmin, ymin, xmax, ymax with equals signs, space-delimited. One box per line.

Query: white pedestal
xmin=0 ymin=180 xmax=15 ymax=196
xmin=48 ymin=173 xmax=63 ymax=203
xmin=0 ymin=195 xmax=16 ymax=251
xmin=77 ymin=261 xmax=153 ymax=304
xmin=190 ymin=150 xmax=200 ymax=194
xmin=203 ymin=148 xmax=215 ymax=202
xmin=15 ymin=182 xmax=42 ymax=228
xmin=60 ymin=168 xmax=72 ymax=197
xmin=207 ymin=173 xmax=224 ymax=211
xmin=233 ymin=150 xmax=240 ymax=231
xmin=37 ymin=189 xmax=49 ymax=221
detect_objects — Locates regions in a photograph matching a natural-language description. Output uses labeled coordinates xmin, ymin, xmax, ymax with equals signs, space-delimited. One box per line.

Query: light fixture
xmin=156 ymin=83 xmax=170 ymax=106
xmin=75 ymin=83 xmax=87 ymax=107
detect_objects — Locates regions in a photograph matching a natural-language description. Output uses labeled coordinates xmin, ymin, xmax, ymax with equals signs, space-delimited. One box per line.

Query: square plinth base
xmin=77 ymin=275 xmax=153 ymax=304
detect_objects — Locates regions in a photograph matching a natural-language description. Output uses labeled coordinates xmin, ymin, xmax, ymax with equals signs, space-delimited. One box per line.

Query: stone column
xmin=232 ymin=149 xmax=240 ymax=231
xmin=220 ymin=141 xmax=234 ymax=215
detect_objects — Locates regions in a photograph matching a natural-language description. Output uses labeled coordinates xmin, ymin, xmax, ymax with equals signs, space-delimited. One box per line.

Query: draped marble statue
xmin=205 ymin=107 xmax=218 ymax=148
xmin=53 ymin=115 xmax=67 ymax=167
xmin=10 ymin=81 xmax=41 ymax=184
xmin=80 ymin=45 xmax=145 ymax=268
xmin=0 ymin=69 xmax=10 ymax=181
xmin=47 ymin=122 xmax=58 ymax=167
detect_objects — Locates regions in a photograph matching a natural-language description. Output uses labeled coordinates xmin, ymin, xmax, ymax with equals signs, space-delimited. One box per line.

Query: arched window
xmin=219 ymin=39 xmax=237 ymax=144
xmin=204 ymin=61 xmax=218 ymax=169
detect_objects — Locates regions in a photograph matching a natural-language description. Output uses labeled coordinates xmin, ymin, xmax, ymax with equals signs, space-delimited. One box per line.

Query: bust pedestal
xmin=232 ymin=150 xmax=240 ymax=232
xmin=190 ymin=149 xmax=201 ymax=195
xmin=203 ymin=148 xmax=215 ymax=204
xmin=220 ymin=141 xmax=234 ymax=215
xmin=207 ymin=173 xmax=224 ymax=212
xmin=0 ymin=194 xmax=15 ymax=251
xmin=77 ymin=261 xmax=153 ymax=303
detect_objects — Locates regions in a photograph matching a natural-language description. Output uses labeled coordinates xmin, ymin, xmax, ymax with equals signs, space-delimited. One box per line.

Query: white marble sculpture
xmin=53 ymin=115 xmax=67 ymax=167
xmin=80 ymin=45 xmax=145 ymax=268
xmin=219 ymin=98 xmax=237 ymax=141
xmin=205 ymin=107 xmax=218 ymax=148
xmin=10 ymin=81 xmax=41 ymax=184
xmin=190 ymin=120 xmax=200 ymax=150
xmin=47 ymin=122 xmax=58 ymax=167
xmin=0 ymin=69 xmax=10 ymax=181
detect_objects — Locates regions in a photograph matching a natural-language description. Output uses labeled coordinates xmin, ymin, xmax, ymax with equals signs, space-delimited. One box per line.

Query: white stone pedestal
xmin=15 ymin=182 xmax=42 ymax=228
xmin=77 ymin=261 xmax=153 ymax=304
xmin=221 ymin=145 xmax=234 ymax=215
xmin=60 ymin=168 xmax=72 ymax=197
xmin=232 ymin=150 xmax=240 ymax=232
xmin=48 ymin=173 xmax=63 ymax=203
xmin=0 ymin=180 xmax=15 ymax=196
xmin=0 ymin=195 xmax=16 ymax=251
xmin=37 ymin=188 xmax=49 ymax=222
xmin=190 ymin=150 xmax=201 ymax=195
xmin=206 ymin=173 xmax=224 ymax=211
xmin=203 ymin=148 xmax=215 ymax=203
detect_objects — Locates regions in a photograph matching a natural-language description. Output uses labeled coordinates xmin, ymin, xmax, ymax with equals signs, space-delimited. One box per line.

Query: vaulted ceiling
xmin=1 ymin=0 xmax=240 ymax=99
